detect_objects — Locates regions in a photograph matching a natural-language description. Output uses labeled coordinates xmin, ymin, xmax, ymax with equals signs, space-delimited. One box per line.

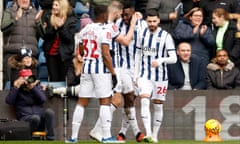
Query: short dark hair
xmin=94 ymin=4 xmax=108 ymax=18
xmin=122 ymin=0 xmax=135 ymax=9
xmin=146 ymin=9 xmax=159 ymax=18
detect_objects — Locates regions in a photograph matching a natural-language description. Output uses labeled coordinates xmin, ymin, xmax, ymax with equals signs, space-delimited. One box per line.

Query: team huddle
xmin=66 ymin=0 xmax=177 ymax=143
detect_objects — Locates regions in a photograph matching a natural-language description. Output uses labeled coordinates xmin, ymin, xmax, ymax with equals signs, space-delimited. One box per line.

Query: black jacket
xmin=41 ymin=13 xmax=77 ymax=62
xmin=212 ymin=20 xmax=240 ymax=68
xmin=207 ymin=62 xmax=240 ymax=89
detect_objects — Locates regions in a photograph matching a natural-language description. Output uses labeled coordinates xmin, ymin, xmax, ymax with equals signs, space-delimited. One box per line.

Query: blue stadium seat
xmin=38 ymin=38 xmax=48 ymax=81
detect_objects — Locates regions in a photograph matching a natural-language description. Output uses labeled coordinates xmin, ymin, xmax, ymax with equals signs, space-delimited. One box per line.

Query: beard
xmin=149 ymin=25 xmax=158 ymax=32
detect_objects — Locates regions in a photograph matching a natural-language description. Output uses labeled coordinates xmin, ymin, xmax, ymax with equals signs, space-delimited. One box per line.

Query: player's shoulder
xmin=104 ymin=22 xmax=119 ymax=33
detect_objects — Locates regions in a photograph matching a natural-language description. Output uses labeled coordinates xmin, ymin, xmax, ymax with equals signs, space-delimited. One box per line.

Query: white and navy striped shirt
xmin=136 ymin=27 xmax=176 ymax=81
xmin=75 ymin=23 xmax=112 ymax=74
xmin=104 ymin=22 xmax=121 ymax=68
xmin=116 ymin=19 xmax=148 ymax=72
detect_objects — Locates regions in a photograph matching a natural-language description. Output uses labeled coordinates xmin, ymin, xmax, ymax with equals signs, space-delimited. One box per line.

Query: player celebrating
xmin=114 ymin=1 xmax=147 ymax=142
xmin=134 ymin=10 xmax=177 ymax=143
xmin=89 ymin=0 xmax=141 ymax=143
xmin=66 ymin=4 xmax=119 ymax=143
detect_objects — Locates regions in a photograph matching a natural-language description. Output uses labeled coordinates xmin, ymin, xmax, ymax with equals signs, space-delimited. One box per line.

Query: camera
xmin=46 ymin=85 xmax=80 ymax=98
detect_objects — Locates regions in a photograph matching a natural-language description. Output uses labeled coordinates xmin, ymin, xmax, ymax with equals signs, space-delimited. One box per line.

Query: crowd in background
xmin=2 ymin=0 xmax=240 ymax=90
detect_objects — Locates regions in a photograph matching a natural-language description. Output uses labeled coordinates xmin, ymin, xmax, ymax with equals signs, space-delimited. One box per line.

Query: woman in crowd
xmin=173 ymin=7 xmax=215 ymax=67
xmin=211 ymin=8 xmax=240 ymax=69
xmin=41 ymin=0 xmax=77 ymax=81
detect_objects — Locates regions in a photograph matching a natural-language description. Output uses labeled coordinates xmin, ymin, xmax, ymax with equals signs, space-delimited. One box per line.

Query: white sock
xmin=127 ymin=107 xmax=140 ymax=136
xmin=119 ymin=109 xmax=130 ymax=135
xmin=141 ymin=98 xmax=151 ymax=137
xmin=91 ymin=104 xmax=116 ymax=134
xmin=100 ymin=105 xmax=112 ymax=139
xmin=152 ymin=104 xmax=163 ymax=140
xmin=71 ymin=104 xmax=84 ymax=139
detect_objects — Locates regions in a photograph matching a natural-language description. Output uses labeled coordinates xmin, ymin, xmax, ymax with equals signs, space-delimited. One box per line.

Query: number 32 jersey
xmin=75 ymin=23 xmax=112 ymax=74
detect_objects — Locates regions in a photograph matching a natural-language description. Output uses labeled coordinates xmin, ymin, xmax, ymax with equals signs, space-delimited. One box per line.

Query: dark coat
xmin=167 ymin=55 xmax=207 ymax=90
xmin=206 ymin=62 xmax=240 ymax=89
xmin=5 ymin=85 xmax=46 ymax=120
xmin=172 ymin=19 xmax=215 ymax=66
xmin=212 ymin=20 xmax=240 ymax=67
xmin=41 ymin=13 xmax=77 ymax=62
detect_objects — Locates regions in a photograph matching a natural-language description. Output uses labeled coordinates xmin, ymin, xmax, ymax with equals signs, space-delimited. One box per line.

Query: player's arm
xmin=101 ymin=44 xmax=115 ymax=75
xmin=152 ymin=34 xmax=177 ymax=67
xmin=115 ymin=13 xmax=138 ymax=46
xmin=134 ymin=47 xmax=141 ymax=85
xmin=73 ymin=36 xmax=84 ymax=76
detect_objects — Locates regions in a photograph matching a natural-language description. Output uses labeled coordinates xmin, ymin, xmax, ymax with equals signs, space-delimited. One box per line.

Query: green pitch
xmin=0 ymin=140 xmax=239 ymax=144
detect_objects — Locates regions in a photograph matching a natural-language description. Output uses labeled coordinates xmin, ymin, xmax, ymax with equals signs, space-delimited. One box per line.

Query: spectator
xmin=134 ymin=10 xmax=177 ymax=143
xmin=146 ymin=0 xmax=182 ymax=33
xmin=211 ymin=8 xmax=240 ymax=69
xmin=181 ymin=0 xmax=200 ymax=14
xmin=73 ymin=0 xmax=90 ymax=31
xmin=79 ymin=13 xmax=92 ymax=29
xmin=173 ymin=7 xmax=215 ymax=67
xmin=207 ymin=49 xmax=240 ymax=89
xmin=135 ymin=0 xmax=147 ymax=18
xmin=40 ymin=0 xmax=77 ymax=81
xmin=5 ymin=69 xmax=55 ymax=140
xmin=199 ymin=0 xmax=239 ymax=26
xmin=1 ymin=0 xmax=40 ymax=85
xmin=167 ymin=42 xmax=207 ymax=90
xmin=7 ymin=47 xmax=38 ymax=87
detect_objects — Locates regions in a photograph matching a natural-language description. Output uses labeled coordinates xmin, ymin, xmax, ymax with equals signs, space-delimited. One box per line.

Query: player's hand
xmin=73 ymin=55 xmax=83 ymax=76
xmin=111 ymin=74 xmax=118 ymax=89
xmin=133 ymin=77 xmax=138 ymax=87
xmin=151 ymin=60 xmax=160 ymax=68
xmin=135 ymin=12 xmax=143 ymax=20
xmin=130 ymin=13 xmax=138 ymax=26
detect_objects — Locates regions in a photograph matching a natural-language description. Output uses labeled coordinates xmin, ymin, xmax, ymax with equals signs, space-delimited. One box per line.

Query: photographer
xmin=5 ymin=69 xmax=55 ymax=140
xmin=8 ymin=47 xmax=38 ymax=87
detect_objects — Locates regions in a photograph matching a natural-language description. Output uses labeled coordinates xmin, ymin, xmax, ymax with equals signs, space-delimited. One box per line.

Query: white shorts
xmin=119 ymin=68 xmax=135 ymax=94
xmin=138 ymin=78 xmax=168 ymax=101
xmin=79 ymin=73 xmax=112 ymax=98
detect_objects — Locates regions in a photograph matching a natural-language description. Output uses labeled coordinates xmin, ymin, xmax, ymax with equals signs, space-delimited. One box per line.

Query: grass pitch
xmin=0 ymin=140 xmax=239 ymax=144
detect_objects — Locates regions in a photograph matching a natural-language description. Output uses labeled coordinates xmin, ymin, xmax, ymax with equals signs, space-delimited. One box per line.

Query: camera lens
xmin=27 ymin=75 xmax=36 ymax=83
